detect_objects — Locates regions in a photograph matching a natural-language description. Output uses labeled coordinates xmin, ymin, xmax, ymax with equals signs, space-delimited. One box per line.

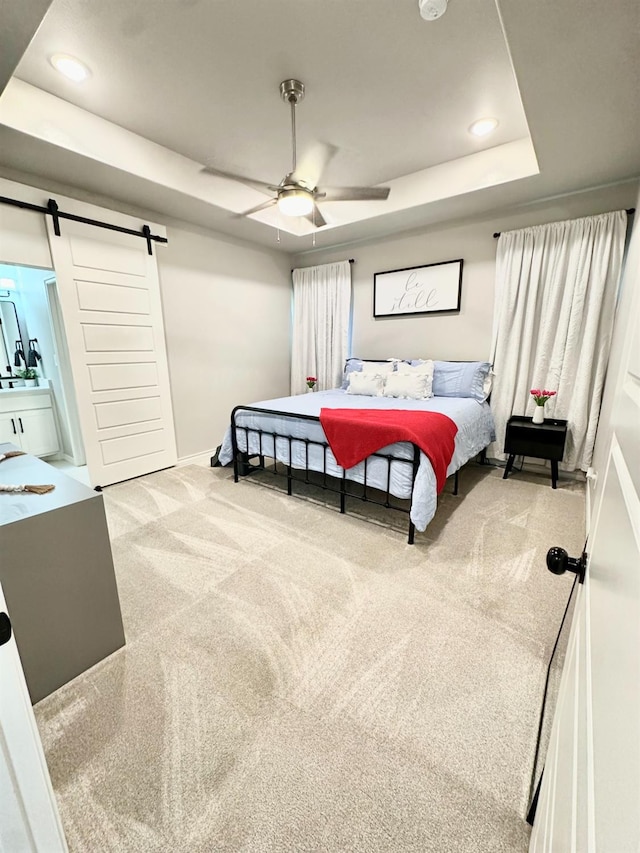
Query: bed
xmin=217 ymin=368 xmax=495 ymax=542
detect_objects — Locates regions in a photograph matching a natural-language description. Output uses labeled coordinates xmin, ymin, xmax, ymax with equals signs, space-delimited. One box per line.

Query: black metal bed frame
xmin=228 ymin=404 xmax=461 ymax=545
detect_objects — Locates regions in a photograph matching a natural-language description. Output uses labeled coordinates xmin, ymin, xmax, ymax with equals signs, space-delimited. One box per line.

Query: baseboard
xmin=176 ymin=450 xmax=218 ymax=468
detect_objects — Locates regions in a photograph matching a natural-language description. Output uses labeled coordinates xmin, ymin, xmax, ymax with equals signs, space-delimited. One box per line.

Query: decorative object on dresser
xmin=0 ymin=448 xmax=55 ymax=494
xmin=530 ymin=388 xmax=556 ymax=424
xmin=373 ymin=259 xmax=463 ymax=318
xmin=306 ymin=376 xmax=317 ymax=391
xmin=503 ymin=415 xmax=568 ymax=489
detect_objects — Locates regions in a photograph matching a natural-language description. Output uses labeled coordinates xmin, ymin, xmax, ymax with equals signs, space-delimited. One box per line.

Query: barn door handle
xmin=546 ymin=547 xmax=587 ymax=584
xmin=0 ymin=613 xmax=12 ymax=647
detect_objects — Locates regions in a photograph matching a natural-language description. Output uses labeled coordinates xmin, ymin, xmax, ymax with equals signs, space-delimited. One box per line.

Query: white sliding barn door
xmin=46 ymin=218 xmax=177 ymax=487
xmin=530 ymin=262 xmax=640 ymax=851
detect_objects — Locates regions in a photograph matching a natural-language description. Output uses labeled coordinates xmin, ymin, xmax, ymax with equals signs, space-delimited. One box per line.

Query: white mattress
xmin=218 ymin=390 xmax=495 ymax=532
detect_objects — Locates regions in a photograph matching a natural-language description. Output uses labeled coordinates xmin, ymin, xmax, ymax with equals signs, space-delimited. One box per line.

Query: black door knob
xmin=0 ymin=612 xmax=12 ymax=647
xmin=546 ymin=547 xmax=586 ymax=584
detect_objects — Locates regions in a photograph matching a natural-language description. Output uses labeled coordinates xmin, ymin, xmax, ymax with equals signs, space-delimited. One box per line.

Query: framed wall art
xmin=373 ymin=259 xmax=463 ymax=318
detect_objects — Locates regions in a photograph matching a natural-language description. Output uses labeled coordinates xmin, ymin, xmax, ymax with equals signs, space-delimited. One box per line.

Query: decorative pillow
xmin=394 ymin=359 xmax=434 ymax=396
xmin=346 ymin=371 xmax=386 ymax=396
xmin=432 ymin=361 xmax=492 ymax=401
xmin=341 ymin=358 xmax=396 ymax=389
xmin=383 ymin=372 xmax=433 ymax=400
xmin=361 ymin=360 xmax=396 ymax=374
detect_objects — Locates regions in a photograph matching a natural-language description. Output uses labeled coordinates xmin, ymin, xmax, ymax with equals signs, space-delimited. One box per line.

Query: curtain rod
xmin=493 ymin=208 xmax=636 ymax=238
xmin=0 ymin=194 xmax=168 ymax=255
xmin=291 ymin=258 xmax=354 ymax=273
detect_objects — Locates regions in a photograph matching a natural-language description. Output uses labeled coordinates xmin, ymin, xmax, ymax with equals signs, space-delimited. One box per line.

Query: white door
xmin=0 ymin=583 xmax=68 ymax=853
xmin=46 ymin=218 xmax=177 ymax=487
xmin=530 ymin=252 xmax=640 ymax=849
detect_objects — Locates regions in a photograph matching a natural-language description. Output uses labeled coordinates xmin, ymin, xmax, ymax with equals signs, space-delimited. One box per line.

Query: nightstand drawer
xmin=504 ymin=416 xmax=568 ymax=460
xmin=506 ymin=436 xmax=565 ymax=461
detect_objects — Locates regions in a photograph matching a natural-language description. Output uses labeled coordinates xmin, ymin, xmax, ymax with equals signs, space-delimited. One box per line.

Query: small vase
xmin=306 ymin=387 xmax=314 ymax=393
xmin=23 ymin=379 xmax=38 ymax=388
xmin=532 ymin=404 xmax=545 ymax=424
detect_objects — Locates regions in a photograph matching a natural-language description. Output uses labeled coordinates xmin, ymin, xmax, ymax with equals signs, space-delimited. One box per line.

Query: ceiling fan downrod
xmin=280 ymin=79 xmax=305 ymax=176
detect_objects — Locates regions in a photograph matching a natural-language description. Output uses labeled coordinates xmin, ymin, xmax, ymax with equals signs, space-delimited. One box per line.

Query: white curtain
xmin=489 ymin=210 xmax=627 ymax=471
xmin=291 ymin=260 xmax=351 ymax=394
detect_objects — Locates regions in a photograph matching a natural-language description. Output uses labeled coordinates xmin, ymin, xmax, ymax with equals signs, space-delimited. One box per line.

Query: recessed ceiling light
xmin=469 ymin=117 xmax=499 ymax=137
xmin=50 ymin=54 xmax=90 ymax=83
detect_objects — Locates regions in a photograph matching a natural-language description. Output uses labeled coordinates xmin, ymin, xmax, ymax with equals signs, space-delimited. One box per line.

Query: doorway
xmin=0 ymin=262 xmax=88 ymax=484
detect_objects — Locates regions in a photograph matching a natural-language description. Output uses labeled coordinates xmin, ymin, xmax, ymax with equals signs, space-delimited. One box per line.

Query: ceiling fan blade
xmin=235 ymin=198 xmax=278 ymax=218
xmin=316 ymin=186 xmax=391 ymax=202
xmin=201 ymin=165 xmax=278 ymax=196
xmin=304 ymin=204 xmax=327 ymax=229
xmin=292 ymin=142 xmax=338 ymax=190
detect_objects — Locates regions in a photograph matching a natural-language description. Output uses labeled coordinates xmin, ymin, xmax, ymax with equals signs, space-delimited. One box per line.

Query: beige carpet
xmin=34 ymin=462 xmax=584 ymax=852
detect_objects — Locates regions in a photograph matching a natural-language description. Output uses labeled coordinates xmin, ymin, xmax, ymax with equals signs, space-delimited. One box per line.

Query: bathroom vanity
xmin=0 ymin=388 xmax=59 ymax=457
xmin=0 ymin=444 xmax=125 ymax=703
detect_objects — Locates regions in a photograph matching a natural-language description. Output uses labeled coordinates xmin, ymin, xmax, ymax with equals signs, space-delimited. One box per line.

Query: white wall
xmin=0 ymin=175 xmax=293 ymax=462
xmin=157 ymin=222 xmax=292 ymax=458
xmin=293 ymin=183 xmax=638 ymax=362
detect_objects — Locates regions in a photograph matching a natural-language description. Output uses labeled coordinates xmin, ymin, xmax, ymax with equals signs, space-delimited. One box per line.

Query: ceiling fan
xmin=202 ymin=79 xmax=391 ymax=228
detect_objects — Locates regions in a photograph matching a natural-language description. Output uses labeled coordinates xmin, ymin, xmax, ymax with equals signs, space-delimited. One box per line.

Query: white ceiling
xmin=0 ymin=0 xmax=638 ymax=252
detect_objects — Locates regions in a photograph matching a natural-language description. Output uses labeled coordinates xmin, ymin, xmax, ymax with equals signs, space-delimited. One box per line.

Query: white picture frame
xmin=373 ymin=259 xmax=463 ymax=318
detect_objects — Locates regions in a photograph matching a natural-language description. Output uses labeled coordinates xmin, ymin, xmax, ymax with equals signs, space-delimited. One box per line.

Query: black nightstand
xmin=503 ymin=415 xmax=568 ymax=489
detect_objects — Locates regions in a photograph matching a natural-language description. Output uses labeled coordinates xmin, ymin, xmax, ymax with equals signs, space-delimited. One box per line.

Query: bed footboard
xmin=229 ymin=405 xmax=421 ymax=544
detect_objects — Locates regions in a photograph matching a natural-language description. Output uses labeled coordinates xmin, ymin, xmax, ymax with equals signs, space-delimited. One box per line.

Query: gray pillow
xmin=432 ymin=361 xmax=492 ymax=401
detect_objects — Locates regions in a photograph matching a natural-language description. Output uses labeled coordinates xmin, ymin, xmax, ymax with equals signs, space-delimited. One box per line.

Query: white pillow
xmin=347 ymin=371 xmax=385 ymax=396
xmin=396 ymin=359 xmax=434 ymax=376
xmin=360 ymin=361 xmax=396 ymax=375
xmin=383 ymin=372 xmax=433 ymax=400
xmin=393 ymin=360 xmax=434 ymax=397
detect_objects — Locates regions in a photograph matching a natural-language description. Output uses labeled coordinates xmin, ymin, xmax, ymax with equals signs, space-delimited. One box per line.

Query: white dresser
xmin=0 ymin=388 xmax=59 ymax=457
xmin=0 ymin=444 xmax=125 ymax=703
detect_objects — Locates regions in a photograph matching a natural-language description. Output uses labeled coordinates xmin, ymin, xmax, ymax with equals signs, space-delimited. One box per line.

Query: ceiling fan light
xmin=277 ymin=189 xmax=314 ymax=217
xmin=418 ymin=0 xmax=448 ymax=21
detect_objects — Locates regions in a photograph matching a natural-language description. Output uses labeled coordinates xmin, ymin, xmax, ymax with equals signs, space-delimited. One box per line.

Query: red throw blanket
xmin=319 ymin=408 xmax=458 ymax=494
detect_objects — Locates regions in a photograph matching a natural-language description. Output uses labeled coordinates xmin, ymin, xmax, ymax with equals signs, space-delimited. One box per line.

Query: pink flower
xmin=530 ymin=388 xmax=556 ymax=405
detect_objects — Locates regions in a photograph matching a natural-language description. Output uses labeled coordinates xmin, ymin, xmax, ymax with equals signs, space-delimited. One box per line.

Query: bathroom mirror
xmin=0 ymin=300 xmax=24 ymax=378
